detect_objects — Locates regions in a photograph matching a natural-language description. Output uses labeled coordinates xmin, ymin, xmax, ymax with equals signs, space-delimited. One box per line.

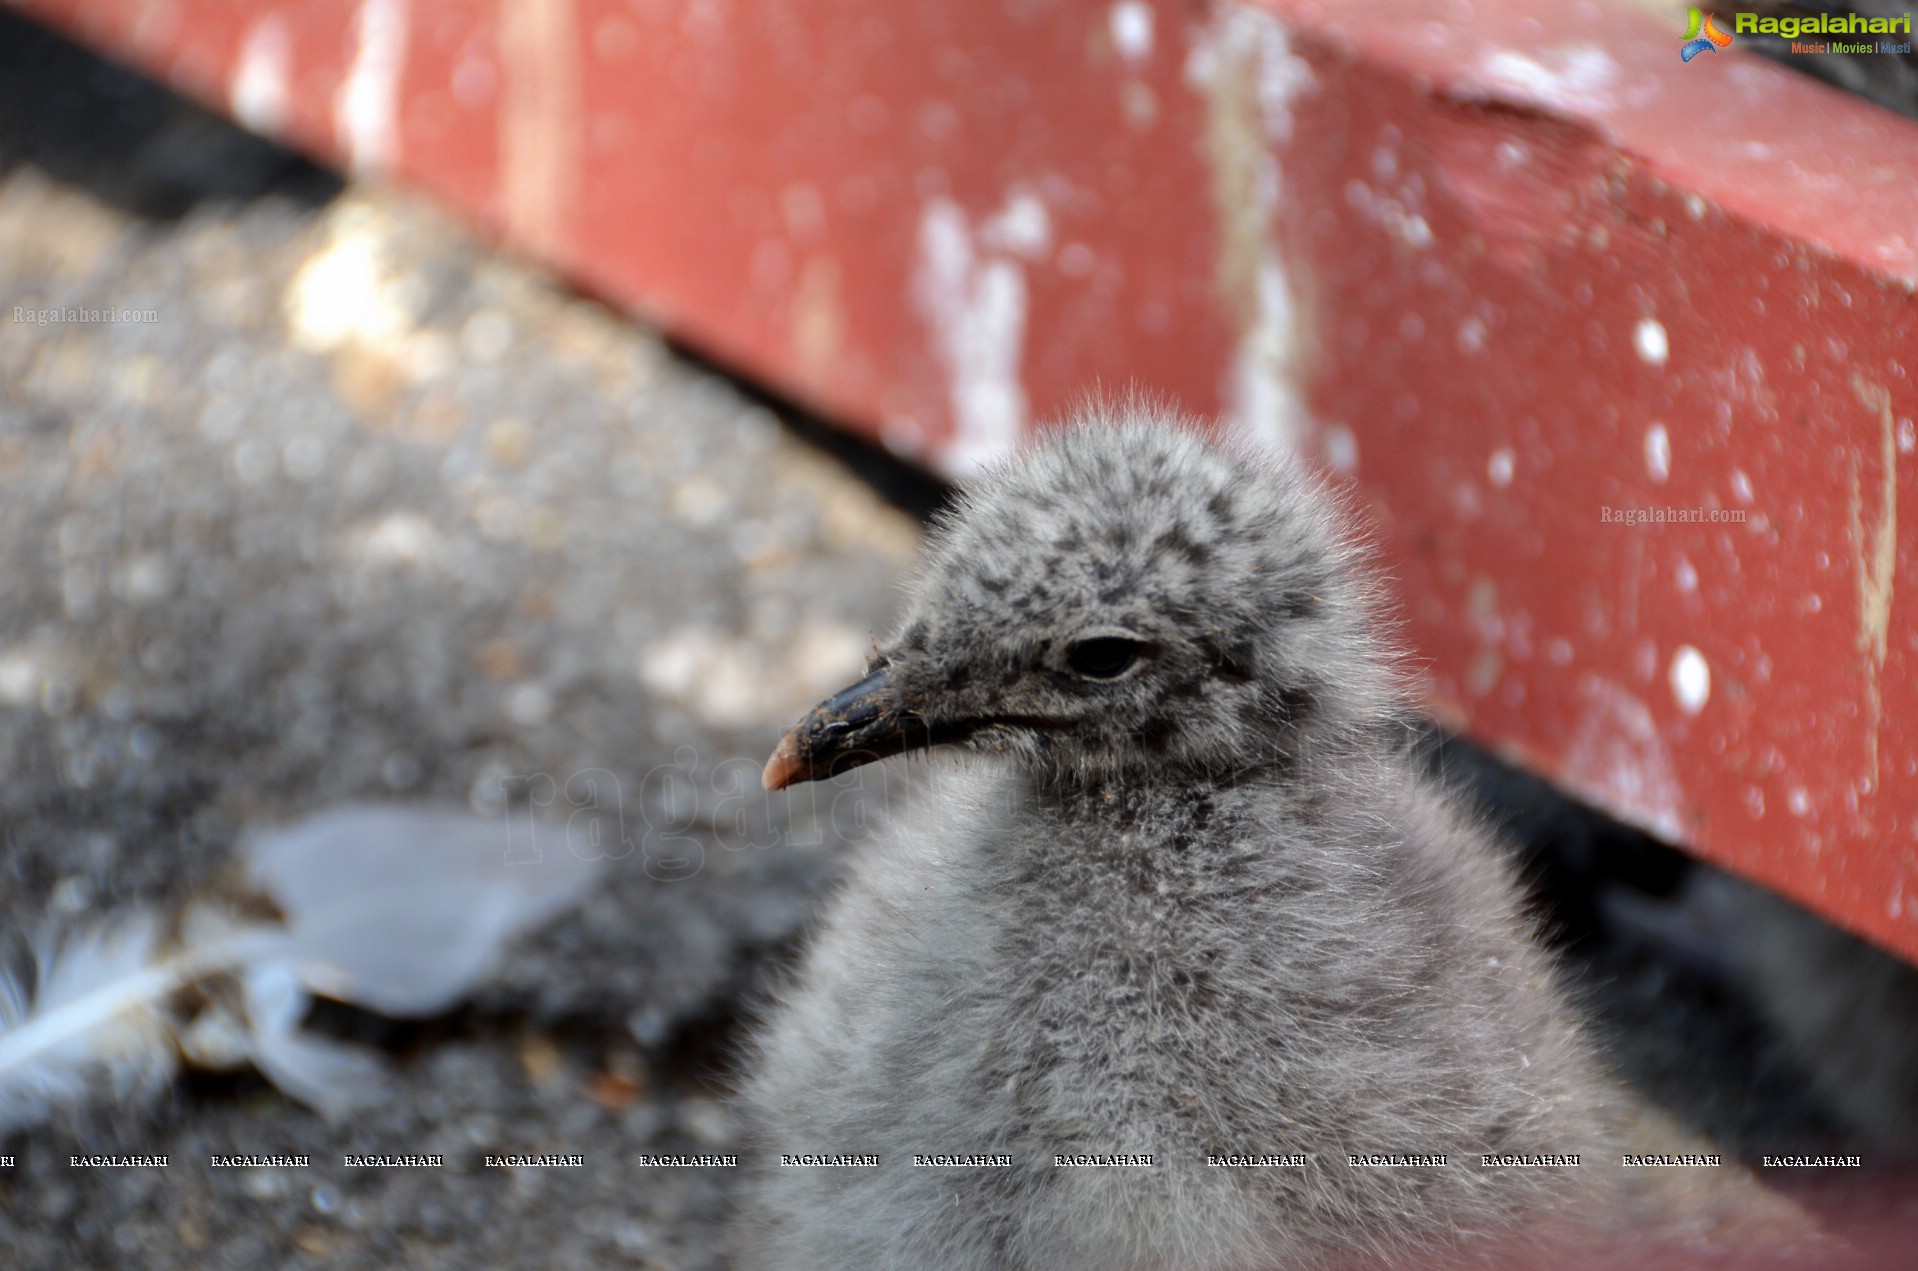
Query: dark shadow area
xmin=1741 ymin=2 xmax=1918 ymax=120
xmin=0 ymin=8 xmax=340 ymax=218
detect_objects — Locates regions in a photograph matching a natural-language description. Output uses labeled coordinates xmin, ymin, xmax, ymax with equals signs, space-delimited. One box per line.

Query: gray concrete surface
xmin=0 ymin=16 xmax=932 ymax=1266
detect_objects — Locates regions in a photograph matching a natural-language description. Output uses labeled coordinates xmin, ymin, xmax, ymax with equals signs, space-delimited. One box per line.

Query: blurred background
xmin=1 ymin=1 xmax=1916 ymax=1268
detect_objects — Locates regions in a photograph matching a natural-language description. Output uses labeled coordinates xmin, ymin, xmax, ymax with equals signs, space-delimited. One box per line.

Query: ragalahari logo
xmin=1682 ymin=8 xmax=1913 ymax=60
xmin=1681 ymin=8 xmax=1735 ymax=60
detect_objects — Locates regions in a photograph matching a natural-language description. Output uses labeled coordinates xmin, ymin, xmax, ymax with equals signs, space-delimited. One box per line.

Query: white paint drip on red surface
xmin=1476 ymin=44 xmax=1619 ymax=115
xmin=231 ymin=13 xmax=291 ymax=136
xmin=337 ymin=0 xmax=409 ymax=174
xmin=1184 ymin=7 xmax=1316 ymax=456
xmin=1109 ymin=1 xmax=1155 ymax=64
xmin=498 ymin=0 xmax=582 ymax=259
xmin=914 ymin=194 xmax=1043 ymax=476
xmin=1645 ymin=423 xmax=1672 ymax=482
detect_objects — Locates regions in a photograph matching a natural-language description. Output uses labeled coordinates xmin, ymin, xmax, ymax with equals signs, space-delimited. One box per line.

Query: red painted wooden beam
xmin=16 ymin=0 xmax=1918 ymax=964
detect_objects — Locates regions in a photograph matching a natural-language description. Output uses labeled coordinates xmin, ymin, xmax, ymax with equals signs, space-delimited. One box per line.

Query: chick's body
xmin=743 ymin=410 xmax=1621 ymax=1269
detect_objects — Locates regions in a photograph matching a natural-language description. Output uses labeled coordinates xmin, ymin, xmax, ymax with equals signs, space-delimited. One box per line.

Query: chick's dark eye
xmin=1066 ymin=636 xmax=1148 ymax=680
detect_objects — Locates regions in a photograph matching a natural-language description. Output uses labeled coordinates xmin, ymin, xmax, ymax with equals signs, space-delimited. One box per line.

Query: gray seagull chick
xmin=740 ymin=404 xmax=1626 ymax=1270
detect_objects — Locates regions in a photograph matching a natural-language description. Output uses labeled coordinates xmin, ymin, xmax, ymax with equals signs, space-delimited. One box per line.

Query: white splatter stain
xmin=232 ymin=14 xmax=291 ymax=135
xmin=1730 ymin=468 xmax=1755 ymax=502
xmin=1110 ymin=0 xmax=1154 ymax=63
xmin=1787 ymin=786 xmax=1812 ymax=817
xmin=1674 ymin=556 xmax=1698 ymax=593
xmin=1457 ymin=316 xmax=1488 ymax=354
xmin=1477 ymin=44 xmax=1618 ymax=114
xmin=1645 ymin=423 xmax=1671 ymax=482
xmin=451 ymin=46 xmax=497 ymax=106
xmin=1323 ymin=423 xmax=1358 ymax=476
xmin=1058 ymin=243 xmax=1096 ymax=277
xmin=914 ymin=196 xmax=1032 ymax=476
xmin=1487 ymin=447 xmax=1515 ymax=487
xmin=1344 ymin=178 xmax=1433 ymax=251
xmin=1669 ymin=645 xmax=1710 ymax=715
xmin=1634 ymin=317 xmax=1669 ymax=366
xmin=1566 ymin=676 xmax=1687 ymax=842
xmin=979 ymin=190 xmax=1051 ymax=259
xmin=337 ymin=0 xmax=409 ymax=174
xmin=1633 ymin=639 xmax=1660 ymax=682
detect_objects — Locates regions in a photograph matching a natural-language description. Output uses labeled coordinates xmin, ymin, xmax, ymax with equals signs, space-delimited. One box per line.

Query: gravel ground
xmin=0 ymin=13 xmax=1913 ymax=1269
xmin=0 ymin=15 xmax=928 ymax=1268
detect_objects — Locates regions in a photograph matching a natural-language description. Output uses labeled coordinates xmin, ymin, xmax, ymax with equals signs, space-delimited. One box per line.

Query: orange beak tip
xmin=762 ymin=732 xmax=805 ymax=792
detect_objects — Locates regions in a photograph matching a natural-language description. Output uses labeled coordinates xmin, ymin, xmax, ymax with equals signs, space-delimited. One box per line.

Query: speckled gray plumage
xmin=741 ymin=407 xmax=1627 ymax=1269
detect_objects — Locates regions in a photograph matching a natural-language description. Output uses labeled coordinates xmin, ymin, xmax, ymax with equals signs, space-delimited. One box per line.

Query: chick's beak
xmin=762 ymin=666 xmax=932 ymax=791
